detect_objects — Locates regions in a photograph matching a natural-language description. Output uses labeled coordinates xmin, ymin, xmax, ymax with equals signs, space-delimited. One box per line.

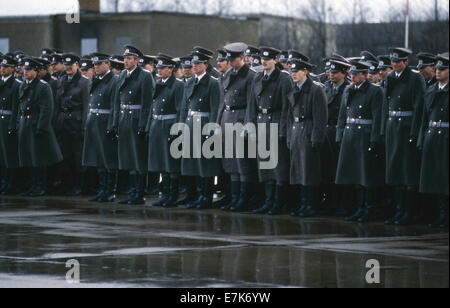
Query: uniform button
xmin=399 ymin=118 xmax=402 ymax=121
xmin=97 ymin=104 xmax=100 ymax=107
xmin=99 ymin=94 xmax=102 ymax=96
xmin=347 ymin=107 xmax=350 ymax=110
xmin=162 ymin=99 xmax=165 ymax=102
xmin=90 ymin=94 xmax=92 ymax=96
xmin=438 ymin=131 xmax=442 ymax=134
xmin=129 ymin=111 xmax=132 ymax=114
xmin=129 ymin=91 xmax=132 ymax=94
xmin=359 ymin=105 xmax=362 ymax=108
xmin=358 ymin=116 xmax=361 ymax=119
xmin=358 ymin=126 xmax=361 ymax=129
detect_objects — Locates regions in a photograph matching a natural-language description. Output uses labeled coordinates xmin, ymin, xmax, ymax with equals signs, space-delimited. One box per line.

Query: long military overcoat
xmin=146 ymin=74 xmax=184 ymax=173
xmin=382 ymin=66 xmax=425 ymax=186
xmin=114 ymin=66 xmax=154 ymax=172
xmin=287 ymin=77 xmax=328 ymax=186
xmin=335 ymin=80 xmax=384 ymax=187
xmin=217 ymin=64 xmax=257 ymax=176
xmin=418 ymin=83 xmax=449 ymax=195
xmin=0 ymin=76 xmax=20 ymax=168
xmin=82 ymin=71 xmax=119 ymax=170
xmin=17 ymin=78 xmax=63 ymax=167
xmin=246 ymin=67 xmax=292 ymax=184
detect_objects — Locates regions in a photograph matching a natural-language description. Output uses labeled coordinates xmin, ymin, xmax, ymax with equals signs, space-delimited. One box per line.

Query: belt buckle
xmin=190 ymin=111 xmax=195 ymax=116
xmin=294 ymin=117 xmax=299 ymax=122
xmin=350 ymin=118 xmax=356 ymax=124
xmin=225 ymin=105 xmax=231 ymax=111
xmin=392 ymin=111 xmax=397 ymax=116
xmin=262 ymin=108 xmax=268 ymax=114
xmin=432 ymin=121 xmax=437 ymax=127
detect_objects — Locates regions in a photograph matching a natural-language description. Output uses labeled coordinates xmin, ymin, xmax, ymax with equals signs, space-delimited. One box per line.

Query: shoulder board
xmin=282 ymin=70 xmax=290 ymax=74
xmin=81 ymin=75 xmax=89 ymax=80
xmin=51 ymin=76 xmax=58 ymax=81
xmin=40 ymin=80 xmax=48 ymax=84
xmin=411 ymin=69 xmax=419 ymax=74
xmin=176 ymin=78 xmax=184 ymax=82
xmin=210 ymin=76 xmax=219 ymax=81
xmin=313 ymin=81 xmax=325 ymax=88
xmin=142 ymin=69 xmax=151 ymax=74
xmin=15 ymin=79 xmax=23 ymax=84
xmin=249 ymin=67 xmax=257 ymax=73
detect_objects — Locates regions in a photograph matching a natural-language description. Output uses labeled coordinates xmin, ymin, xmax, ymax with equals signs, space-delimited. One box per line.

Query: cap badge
xmin=25 ymin=62 xmax=30 ymax=66
xmin=125 ymin=49 xmax=130 ymax=53
xmin=291 ymin=64 xmax=296 ymax=68
xmin=65 ymin=58 xmax=71 ymax=62
xmin=158 ymin=60 xmax=163 ymax=65
xmin=330 ymin=65 xmax=335 ymax=69
xmin=1 ymin=60 xmax=6 ymax=64
xmin=351 ymin=66 xmax=357 ymax=71
xmin=82 ymin=63 xmax=87 ymax=67
xmin=393 ymin=53 xmax=399 ymax=58
xmin=379 ymin=61 xmax=384 ymax=66
xmin=263 ymin=51 xmax=269 ymax=57
xmin=193 ymin=56 xmax=199 ymax=61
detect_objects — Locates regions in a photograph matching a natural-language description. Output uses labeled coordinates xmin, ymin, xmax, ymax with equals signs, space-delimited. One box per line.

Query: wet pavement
xmin=0 ymin=195 xmax=448 ymax=288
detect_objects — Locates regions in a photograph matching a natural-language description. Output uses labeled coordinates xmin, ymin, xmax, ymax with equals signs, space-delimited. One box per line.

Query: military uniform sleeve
xmin=380 ymin=86 xmax=389 ymax=137
xmin=208 ymin=79 xmax=220 ymax=124
xmin=417 ymin=93 xmax=430 ymax=149
xmin=245 ymin=78 xmax=257 ymax=125
xmin=8 ymin=81 xmax=20 ymax=132
xmin=139 ymin=72 xmax=154 ymax=131
xmin=286 ymin=97 xmax=293 ymax=149
xmin=112 ymin=74 xmax=123 ymax=130
xmin=37 ymin=83 xmax=54 ymax=132
xmin=81 ymin=78 xmax=91 ymax=132
xmin=280 ymin=75 xmax=294 ymax=138
xmin=107 ymin=76 xmax=119 ymax=132
xmin=311 ymin=85 xmax=328 ymax=144
xmin=410 ymin=73 xmax=426 ymax=139
xmin=370 ymin=86 xmax=383 ymax=144
xmin=336 ymin=88 xmax=348 ymax=143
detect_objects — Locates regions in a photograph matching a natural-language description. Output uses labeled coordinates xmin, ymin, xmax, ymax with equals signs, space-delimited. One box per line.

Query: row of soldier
xmin=0 ymin=43 xmax=448 ymax=229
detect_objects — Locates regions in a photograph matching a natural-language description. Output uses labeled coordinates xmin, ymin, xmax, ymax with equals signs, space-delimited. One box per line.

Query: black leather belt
xmin=225 ymin=105 xmax=246 ymax=111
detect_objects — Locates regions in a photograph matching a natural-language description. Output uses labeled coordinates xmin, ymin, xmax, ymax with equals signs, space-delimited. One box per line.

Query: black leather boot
xmin=344 ymin=186 xmax=365 ymax=221
xmin=299 ymin=186 xmax=319 ymax=217
xmin=384 ymin=186 xmax=405 ymax=224
xmin=118 ymin=174 xmax=136 ymax=204
xmin=253 ymin=183 xmax=275 ymax=214
xmin=395 ymin=188 xmax=417 ymax=225
xmin=2 ymin=168 xmax=17 ymax=196
xmin=98 ymin=171 xmax=116 ymax=203
xmin=145 ymin=172 xmax=160 ymax=196
xmin=128 ymin=174 xmax=146 ymax=205
xmin=290 ymin=186 xmax=306 ymax=216
xmin=221 ymin=181 xmax=241 ymax=211
xmin=163 ymin=177 xmax=179 ymax=208
xmin=197 ymin=178 xmax=214 ymax=210
xmin=89 ymin=170 xmax=105 ymax=202
xmin=152 ymin=175 xmax=170 ymax=207
xmin=29 ymin=167 xmax=46 ymax=197
xmin=176 ymin=176 xmax=199 ymax=206
xmin=268 ymin=185 xmax=285 ymax=215
xmin=213 ymin=174 xmax=231 ymax=208
xmin=229 ymin=182 xmax=253 ymax=212
xmin=358 ymin=187 xmax=379 ymax=223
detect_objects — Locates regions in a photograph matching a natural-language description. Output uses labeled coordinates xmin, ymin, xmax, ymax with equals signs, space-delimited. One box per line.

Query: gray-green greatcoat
xmin=0 ymin=76 xmax=21 ymax=168
xmin=335 ymin=80 xmax=384 ymax=187
xmin=287 ymin=77 xmax=328 ymax=186
xmin=17 ymin=78 xmax=63 ymax=167
xmin=246 ymin=67 xmax=293 ymax=184
xmin=114 ymin=67 xmax=154 ymax=172
xmin=82 ymin=71 xmax=119 ymax=170
xmin=145 ymin=74 xmax=184 ymax=173
xmin=179 ymin=73 xmax=222 ymax=178
xmin=217 ymin=64 xmax=257 ymax=176
xmin=382 ymin=66 xmax=425 ymax=186
xmin=418 ymin=83 xmax=449 ymax=195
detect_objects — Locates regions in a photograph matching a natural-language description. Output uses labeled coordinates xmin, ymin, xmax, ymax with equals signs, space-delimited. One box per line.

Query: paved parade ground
xmin=0 ymin=195 xmax=448 ymax=288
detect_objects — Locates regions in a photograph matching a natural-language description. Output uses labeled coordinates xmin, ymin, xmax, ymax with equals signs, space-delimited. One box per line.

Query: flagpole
xmin=405 ymin=0 xmax=409 ymax=48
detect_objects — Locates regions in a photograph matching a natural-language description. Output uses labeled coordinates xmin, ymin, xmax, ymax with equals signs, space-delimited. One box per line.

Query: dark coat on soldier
xmin=17 ymin=78 xmax=63 ymax=167
xmin=425 ymin=75 xmax=437 ymax=89
xmin=382 ymin=66 xmax=425 ymax=186
xmin=113 ymin=66 xmax=154 ymax=172
xmin=321 ymin=79 xmax=349 ymax=183
xmin=217 ymin=64 xmax=257 ymax=176
xmin=418 ymin=82 xmax=449 ymax=195
xmin=145 ymin=74 xmax=184 ymax=173
xmin=42 ymin=73 xmax=58 ymax=100
xmin=246 ymin=67 xmax=293 ymax=184
xmin=82 ymin=71 xmax=119 ymax=170
xmin=0 ymin=76 xmax=21 ymax=168
xmin=179 ymin=73 xmax=222 ymax=178
xmin=335 ymin=80 xmax=384 ymax=187
xmin=207 ymin=65 xmax=221 ymax=79
xmin=287 ymin=77 xmax=328 ymax=186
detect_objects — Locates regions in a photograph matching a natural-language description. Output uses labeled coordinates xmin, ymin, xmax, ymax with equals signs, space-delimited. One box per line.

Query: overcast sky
xmin=0 ymin=0 xmax=448 ymax=23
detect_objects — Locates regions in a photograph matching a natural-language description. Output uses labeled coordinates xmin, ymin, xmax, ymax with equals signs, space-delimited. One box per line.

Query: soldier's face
xmin=38 ymin=68 xmax=48 ymax=78
xmin=436 ymin=68 xmax=449 ymax=83
xmin=291 ymin=69 xmax=308 ymax=84
xmin=330 ymin=71 xmax=345 ymax=85
xmin=124 ymin=56 xmax=139 ymax=71
xmin=52 ymin=63 xmax=64 ymax=74
xmin=368 ymin=73 xmax=380 ymax=84
xmin=350 ymin=72 xmax=367 ymax=85
xmin=23 ymin=69 xmax=38 ymax=81
xmin=379 ymin=68 xmax=392 ymax=80
xmin=157 ymin=67 xmax=173 ymax=79
xmin=193 ymin=63 xmax=206 ymax=76
xmin=94 ymin=61 xmax=110 ymax=76
xmin=419 ymin=66 xmax=436 ymax=80
xmin=112 ymin=68 xmax=122 ymax=75
xmin=183 ymin=67 xmax=193 ymax=78
xmin=65 ymin=63 xmax=78 ymax=76
xmin=229 ymin=56 xmax=244 ymax=70
xmin=0 ymin=66 xmax=15 ymax=77
xmin=82 ymin=69 xmax=95 ymax=80
xmin=282 ymin=63 xmax=290 ymax=71
xmin=261 ymin=59 xmax=275 ymax=72
xmin=217 ymin=60 xmax=230 ymax=73
xmin=391 ymin=59 xmax=408 ymax=73
xmin=245 ymin=56 xmax=253 ymax=66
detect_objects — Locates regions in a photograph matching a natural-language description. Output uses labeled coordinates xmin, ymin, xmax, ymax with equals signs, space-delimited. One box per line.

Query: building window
xmin=116 ymin=37 xmax=133 ymax=54
xmin=0 ymin=38 xmax=9 ymax=54
xmin=81 ymin=38 xmax=98 ymax=56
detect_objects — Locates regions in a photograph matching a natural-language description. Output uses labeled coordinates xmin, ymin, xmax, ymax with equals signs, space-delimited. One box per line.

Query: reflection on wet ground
xmin=0 ymin=196 xmax=448 ymax=287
